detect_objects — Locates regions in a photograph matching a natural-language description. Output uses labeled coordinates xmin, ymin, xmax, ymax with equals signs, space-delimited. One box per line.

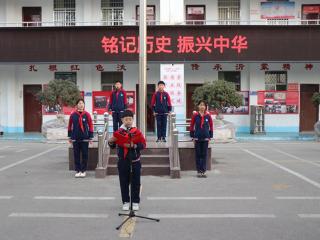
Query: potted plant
xmin=312 ymin=92 xmax=320 ymax=140
xmin=37 ymin=79 xmax=81 ymax=139
xmin=191 ymin=80 xmax=243 ymax=142
xmin=192 ymin=80 xmax=242 ymax=119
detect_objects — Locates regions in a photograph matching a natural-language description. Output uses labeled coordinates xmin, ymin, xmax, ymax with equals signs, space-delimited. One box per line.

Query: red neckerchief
xmin=159 ymin=91 xmax=164 ymax=103
xmin=116 ymin=89 xmax=120 ymax=101
xmin=197 ymin=111 xmax=206 ymax=129
xmin=113 ymin=127 xmax=143 ymax=159
xmin=74 ymin=111 xmax=86 ymax=132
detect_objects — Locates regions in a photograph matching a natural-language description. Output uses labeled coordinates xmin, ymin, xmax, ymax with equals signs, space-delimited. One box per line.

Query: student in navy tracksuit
xmin=68 ymin=99 xmax=94 ymax=178
xmin=189 ymin=100 xmax=213 ymax=178
xmin=151 ymin=81 xmax=172 ymax=142
xmin=108 ymin=110 xmax=146 ymax=211
xmin=108 ymin=81 xmax=127 ymax=132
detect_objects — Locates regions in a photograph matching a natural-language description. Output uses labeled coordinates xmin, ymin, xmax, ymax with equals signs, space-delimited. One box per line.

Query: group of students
xmin=67 ymin=81 xmax=213 ymax=211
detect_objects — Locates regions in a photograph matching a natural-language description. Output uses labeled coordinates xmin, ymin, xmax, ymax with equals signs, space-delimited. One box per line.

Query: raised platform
xmin=68 ymin=138 xmax=214 ymax=176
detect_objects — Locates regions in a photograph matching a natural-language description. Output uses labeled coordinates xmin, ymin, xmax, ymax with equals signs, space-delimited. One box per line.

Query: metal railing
xmin=168 ymin=112 xmax=180 ymax=178
xmin=94 ymin=112 xmax=111 ymax=178
xmin=1 ymin=19 xmax=320 ymax=28
xmin=102 ymin=8 xmax=124 ymax=26
xmin=54 ymin=9 xmax=76 ymax=26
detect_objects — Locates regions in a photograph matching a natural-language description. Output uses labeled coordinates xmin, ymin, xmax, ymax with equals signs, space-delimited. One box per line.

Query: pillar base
xmin=170 ymin=169 xmax=180 ymax=179
xmin=95 ymin=167 xmax=106 ymax=178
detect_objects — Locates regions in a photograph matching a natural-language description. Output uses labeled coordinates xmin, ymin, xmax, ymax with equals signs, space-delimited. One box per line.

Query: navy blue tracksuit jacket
xmin=108 ymin=89 xmax=128 ymax=131
xmin=68 ymin=110 xmax=94 ymax=173
xmin=189 ymin=111 xmax=214 ymax=173
xmin=151 ymin=91 xmax=172 ymax=139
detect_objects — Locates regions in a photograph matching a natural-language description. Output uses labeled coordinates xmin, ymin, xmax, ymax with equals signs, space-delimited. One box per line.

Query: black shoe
xmin=156 ymin=138 xmax=161 ymax=143
xmin=162 ymin=138 xmax=167 ymax=142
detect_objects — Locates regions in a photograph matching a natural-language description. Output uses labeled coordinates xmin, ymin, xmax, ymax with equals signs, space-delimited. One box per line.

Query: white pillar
xmin=82 ymin=65 xmax=93 ymax=114
xmin=0 ymin=65 xmax=19 ymax=132
xmin=139 ymin=0 xmax=147 ymax=135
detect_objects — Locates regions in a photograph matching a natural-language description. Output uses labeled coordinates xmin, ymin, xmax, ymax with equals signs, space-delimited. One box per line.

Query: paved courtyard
xmin=0 ymin=140 xmax=320 ymax=240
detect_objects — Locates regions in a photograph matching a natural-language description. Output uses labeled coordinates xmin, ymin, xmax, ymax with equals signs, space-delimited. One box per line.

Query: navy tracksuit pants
xmin=112 ymin=112 xmax=122 ymax=132
xmin=156 ymin=114 xmax=168 ymax=139
xmin=73 ymin=141 xmax=89 ymax=172
xmin=195 ymin=140 xmax=209 ymax=173
xmin=117 ymin=159 xmax=141 ymax=204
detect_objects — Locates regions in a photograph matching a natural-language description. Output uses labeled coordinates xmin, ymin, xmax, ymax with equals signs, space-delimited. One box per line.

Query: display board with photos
xmin=210 ymin=91 xmax=250 ymax=115
xmin=257 ymin=90 xmax=299 ymax=114
xmin=92 ymin=91 xmax=136 ymax=115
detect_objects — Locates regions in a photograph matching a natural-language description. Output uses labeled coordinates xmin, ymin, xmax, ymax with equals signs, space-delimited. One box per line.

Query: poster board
xmin=92 ymin=91 xmax=136 ymax=115
xmin=160 ymin=64 xmax=185 ymax=106
xmin=257 ymin=90 xmax=299 ymax=114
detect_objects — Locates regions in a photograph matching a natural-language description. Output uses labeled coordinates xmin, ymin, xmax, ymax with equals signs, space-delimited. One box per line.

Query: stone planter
xmin=42 ymin=114 xmax=68 ymax=140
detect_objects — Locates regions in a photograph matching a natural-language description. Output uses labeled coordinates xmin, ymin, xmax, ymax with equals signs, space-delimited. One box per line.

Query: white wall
xmin=1 ymin=62 xmax=319 ymax=132
xmin=4 ymin=0 xmax=54 ymax=24
xmin=0 ymin=0 xmax=6 ymax=23
xmin=2 ymin=0 xmax=320 ymax=25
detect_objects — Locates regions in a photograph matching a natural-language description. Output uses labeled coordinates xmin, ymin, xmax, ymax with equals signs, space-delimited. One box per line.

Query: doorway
xmin=22 ymin=7 xmax=42 ymax=26
xmin=136 ymin=84 xmax=156 ymax=132
xmin=300 ymin=84 xmax=319 ymax=132
xmin=24 ymin=85 xmax=42 ymax=132
xmin=186 ymin=84 xmax=203 ymax=119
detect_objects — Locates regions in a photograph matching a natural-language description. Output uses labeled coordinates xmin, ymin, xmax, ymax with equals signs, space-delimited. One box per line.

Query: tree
xmin=312 ymin=92 xmax=320 ymax=107
xmin=192 ymin=80 xmax=243 ymax=115
xmin=37 ymin=79 xmax=81 ymax=114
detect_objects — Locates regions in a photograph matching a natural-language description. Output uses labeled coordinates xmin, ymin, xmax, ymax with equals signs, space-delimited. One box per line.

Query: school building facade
xmin=0 ymin=0 xmax=320 ymax=134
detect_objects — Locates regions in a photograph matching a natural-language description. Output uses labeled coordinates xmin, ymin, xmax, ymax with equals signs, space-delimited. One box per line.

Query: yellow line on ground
xmin=119 ymin=217 xmax=136 ymax=238
xmin=118 ymin=182 xmax=143 ymax=237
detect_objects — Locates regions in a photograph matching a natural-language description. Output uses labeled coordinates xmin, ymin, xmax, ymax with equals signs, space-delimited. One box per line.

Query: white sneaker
xmin=122 ymin=202 xmax=130 ymax=211
xmin=132 ymin=203 xmax=139 ymax=211
xmin=80 ymin=172 xmax=86 ymax=178
xmin=75 ymin=172 xmax=81 ymax=178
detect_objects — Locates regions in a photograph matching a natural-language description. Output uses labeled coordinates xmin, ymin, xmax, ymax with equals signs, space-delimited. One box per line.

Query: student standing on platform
xmin=108 ymin=81 xmax=127 ymax=132
xmin=189 ymin=100 xmax=213 ymax=178
xmin=68 ymin=99 xmax=94 ymax=178
xmin=151 ymin=81 xmax=172 ymax=142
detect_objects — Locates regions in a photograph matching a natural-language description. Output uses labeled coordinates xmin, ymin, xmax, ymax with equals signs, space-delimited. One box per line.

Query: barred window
xmin=218 ymin=0 xmax=240 ymax=24
xmin=55 ymin=72 xmax=77 ymax=84
xmin=54 ymin=0 xmax=75 ymax=10
xmin=101 ymin=0 xmax=123 ymax=8
xmin=218 ymin=71 xmax=241 ymax=91
xmin=54 ymin=0 xmax=75 ymax=26
xmin=265 ymin=71 xmax=287 ymax=91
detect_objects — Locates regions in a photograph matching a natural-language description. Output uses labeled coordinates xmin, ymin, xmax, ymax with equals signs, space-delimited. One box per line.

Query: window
xmin=101 ymin=72 xmax=123 ymax=91
xmin=302 ymin=5 xmax=320 ymax=25
xmin=186 ymin=5 xmax=205 ymax=25
xmin=102 ymin=0 xmax=123 ymax=26
xmin=265 ymin=71 xmax=287 ymax=91
xmin=22 ymin=7 xmax=42 ymax=27
xmin=218 ymin=0 xmax=240 ymax=25
xmin=136 ymin=5 xmax=156 ymax=25
xmin=54 ymin=0 xmax=76 ymax=26
xmin=55 ymin=72 xmax=77 ymax=84
xmin=218 ymin=71 xmax=241 ymax=91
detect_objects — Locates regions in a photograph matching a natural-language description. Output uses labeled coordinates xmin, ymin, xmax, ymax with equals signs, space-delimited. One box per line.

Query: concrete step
xmin=108 ymin=155 xmax=170 ymax=165
xmin=109 ymin=148 xmax=169 ymax=155
xmin=106 ymin=164 xmax=170 ymax=176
